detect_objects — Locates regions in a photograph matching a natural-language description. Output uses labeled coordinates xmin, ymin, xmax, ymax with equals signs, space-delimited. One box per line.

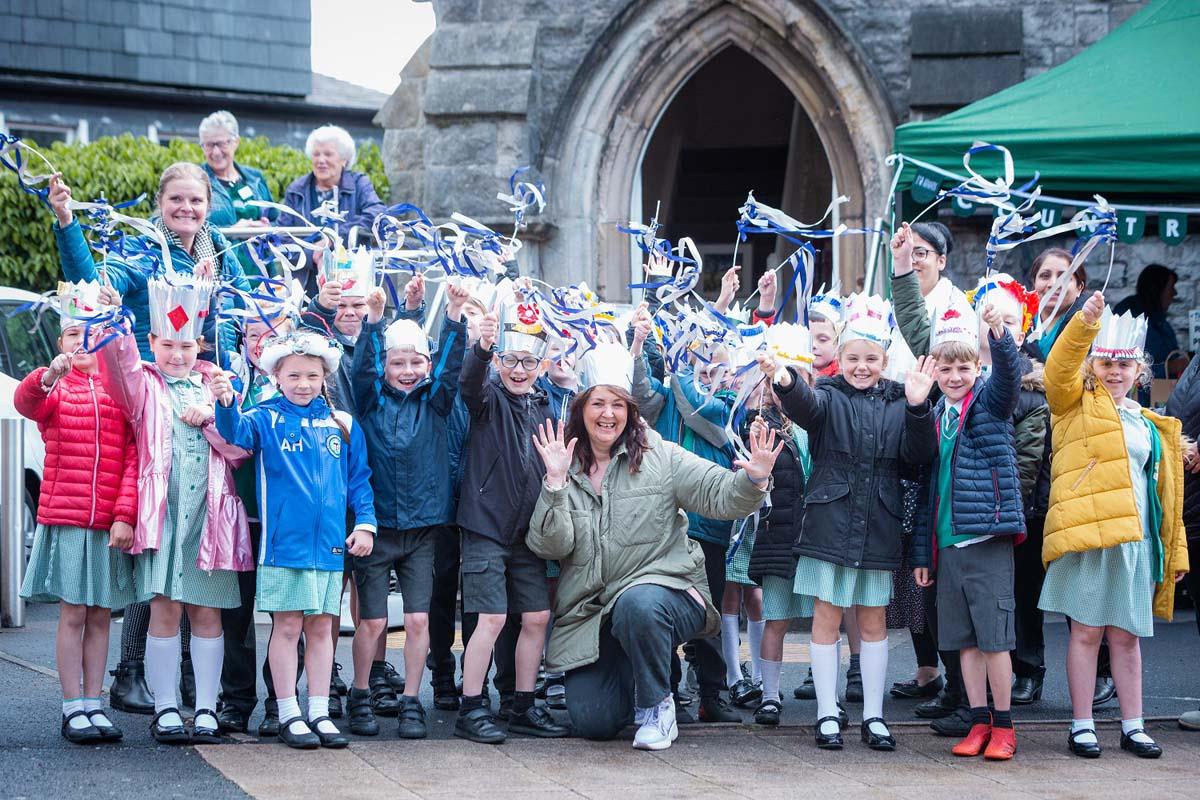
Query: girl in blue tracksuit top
xmin=211 ymin=330 xmax=376 ymax=751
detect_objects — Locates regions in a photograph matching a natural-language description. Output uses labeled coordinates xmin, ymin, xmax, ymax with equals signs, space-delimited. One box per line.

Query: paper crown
xmin=56 ymin=280 xmax=107 ymax=331
xmin=577 ymin=341 xmax=634 ymax=393
xmin=765 ymin=322 xmax=815 ymax=372
xmin=325 ymin=246 xmax=375 ymax=297
xmin=808 ymin=287 xmax=844 ymax=327
xmin=499 ymin=299 xmax=550 ymax=357
xmin=384 ymin=318 xmax=431 ymax=359
xmin=967 ymin=273 xmax=1039 ymax=334
xmin=1091 ymin=307 xmax=1148 ymax=360
xmin=840 ymin=293 xmax=894 ymax=348
xmin=148 ymin=278 xmax=213 ymax=340
xmin=931 ymin=296 xmax=980 ymax=351
xmin=259 ymin=329 xmax=343 ymax=375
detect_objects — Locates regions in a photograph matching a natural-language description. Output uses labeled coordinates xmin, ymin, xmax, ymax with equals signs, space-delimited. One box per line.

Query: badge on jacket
xmin=326 ymin=433 xmax=342 ymax=458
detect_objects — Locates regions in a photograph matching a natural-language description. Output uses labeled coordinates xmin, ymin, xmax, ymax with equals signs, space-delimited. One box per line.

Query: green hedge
xmin=0 ymin=134 xmax=389 ymax=290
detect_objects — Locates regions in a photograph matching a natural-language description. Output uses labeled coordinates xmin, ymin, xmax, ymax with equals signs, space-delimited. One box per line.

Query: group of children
xmin=18 ymin=167 xmax=1191 ymax=761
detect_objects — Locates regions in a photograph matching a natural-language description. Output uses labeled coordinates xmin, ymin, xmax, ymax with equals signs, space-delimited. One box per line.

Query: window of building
xmin=147 ymin=124 xmax=197 ymax=146
xmin=0 ymin=115 xmax=88 ymax=145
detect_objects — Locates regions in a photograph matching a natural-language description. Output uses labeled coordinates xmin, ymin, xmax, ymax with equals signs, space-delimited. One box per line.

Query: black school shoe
xmin=508 ymin=705 xmax=570 ymax=738
xmin=397 ymin=696 xmax=428 ymax=739
xmin=729 ymin=678 xmax=763 ymax=708
xmin=380 ymin=660 xmax=405 ymax=691
xmin=348 ymin=689 xmax=380 ymax=736
xmin=432 ymin=673 xmax=460 ymax=711
xmin=258 ymin=699 xmax=280 ymax=737
xmin=754 ymin=699 xmax=782 ymax=726
xmin=1120 ymin=729 xmax=1163 ymax=758
xmin=328 ymin=692 xmax=343 ymax=720
xmin=108 ymin=660 xmax=154 ymax=715
xmin=815 ymin=716 xmax=843 ymax=750
xmin=844 ymin=666 xmax=863 ymax=703
xmin=861 ymin=718 xmax=896 ymax=751
xmin=180 ymin=657 xmax=196 ymax=709
xmin=794 ymin=668 xmax=816 ymax=700
xmin=86 ymin=709 xmax=123 ymax=742
xmin=697 ymin=695 xmax=741 ymax=723
xmin=191 ymin=709 xmax=224 ymax=745
xmin=310 ymin=716 xmax=350 ymax=749
xmin=1068 ymin=728 xmax=1102 ymax=758
xmin=149 ymin=708 xmax=191 ymax=745
xmin=278 ymin=717 xmax=320 ymax=750
xmin=61 ymin=711 xmax=104 ymax=744
xmin=331 ymin=662 xmax=349 ymax=696
xmin=216 ymin=704 xmax=249 ymax=734
xmin=930 ymin=705 xmax=973 ymax=737
xmin=455 ymin=706 xmax=506 ymax=744
xmin=915 ymin=686 xmax=962 ymax=719
xmin=1093 ymin=676 xmax=1117 ymax=706
xmin=891 ymin=674 xmax=945 ymax=700
xmin=369 ymin=661 xmax=401 ymax=717
xmin=1011 ymin=675 xmax=1044 ymax=706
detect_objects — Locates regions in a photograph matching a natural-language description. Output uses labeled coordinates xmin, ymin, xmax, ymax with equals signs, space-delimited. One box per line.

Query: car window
xmin=0 ymin=300 xmax=58 ymax=379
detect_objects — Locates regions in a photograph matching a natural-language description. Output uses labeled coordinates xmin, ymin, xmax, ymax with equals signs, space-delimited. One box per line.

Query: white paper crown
xmin=384 ymin=318 xmax=431 ymax=359
xmin=931 ymin=296 xmax=980 ymax=351
xmin=148 ymin=278 xmax=213 ymax=340
xmin=326 ymin=246 xmax=375 ymax=297
xmin=259 ymin=329 xmax=343 ymax=375
xmin=577 ymin=340 xmax=634 ymax=393
xmin=840 ymin=293 xmax=893 ymax=348
xmin=56 ymin=280 xmax=106 ymax=331
xmin=765 ymin=322 xmax=814 ymax=372
xmin=498 ymin=298 xmax=550 ymax=357
xmin=1092 ymin=307 xmax=1148 ymax=360
xmin=808 ymin=286 xmax=844 ymax=327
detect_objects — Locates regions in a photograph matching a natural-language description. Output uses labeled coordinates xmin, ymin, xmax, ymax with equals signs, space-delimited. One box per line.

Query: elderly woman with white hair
xmin=279 ymin=125 xmax=386 ymax=293
xmin=198 ymin=111 xmax=278 ymax=276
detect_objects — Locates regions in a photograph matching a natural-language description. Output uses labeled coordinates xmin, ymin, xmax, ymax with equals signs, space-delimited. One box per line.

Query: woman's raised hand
xmin=732 ymin=422 xmax=784 ymax=487
xmin=532 ymin=419 xmax=577 ymax=490
xmin=49 ymin=174 xmax=74 ymax=227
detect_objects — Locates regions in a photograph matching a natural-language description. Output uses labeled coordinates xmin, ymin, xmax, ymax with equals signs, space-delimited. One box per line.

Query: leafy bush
xmin=0 ymin=134 xmax=389 ymax=290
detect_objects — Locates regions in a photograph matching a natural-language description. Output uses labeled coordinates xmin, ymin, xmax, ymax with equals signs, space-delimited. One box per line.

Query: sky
xmin=310 ymin=0 xmax=435 ymax=94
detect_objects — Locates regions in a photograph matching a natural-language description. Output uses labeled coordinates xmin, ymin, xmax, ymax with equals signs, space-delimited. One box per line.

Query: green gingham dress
xmin=1039 ymin=407 xmax=1157 ymax=638
xmin=792 ymin=556 xmax=893 ymax=609
xmin=256 ymin=565 xmax=343 ymax=616
xmin=134 ymin=375 xmax=239 ymax=609
xmin=21 ymin=525 xmax=136 ymax=609
xmin=724 ymin=516 xmax=758 ymax=585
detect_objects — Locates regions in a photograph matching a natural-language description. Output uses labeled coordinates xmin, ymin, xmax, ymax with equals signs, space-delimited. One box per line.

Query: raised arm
xmin=979 ymin=324 xmax=1022 ymax=421
xmin=671 ymin=366 xmax=734 ymax=450
xmin=213 ymin=394 xmax=261 ymax=452
xmin=1045 ymin=293 xmax=1104 ymax=415
xmin=773 ymin=368 xmax=826 ymax=432
xmin=351 ymin=318 xmax=387 ymax=416
xmin=13 ymin=366 xmax=62 ymax=423
xmin=891 ymin=271 xmax=933 ymax=357
xmin=98 ymin=329 xmax=149 ymax=425
xmin=430 ymin=316 xmax=468 ymax=416
xmin=670 ymin=441 xmax=768 ymax=521
xmin=459 ymin=310 xmax=498 ymax=418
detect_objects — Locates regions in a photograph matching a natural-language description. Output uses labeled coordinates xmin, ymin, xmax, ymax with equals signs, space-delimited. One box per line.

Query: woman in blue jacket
xmin=212 ymin=330 xmax=376 ymax=751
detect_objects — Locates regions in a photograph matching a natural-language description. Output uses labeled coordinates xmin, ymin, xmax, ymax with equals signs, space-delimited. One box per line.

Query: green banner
xmin=1159 ymin=212 xmax=1188 ymax=245
xmin=909 ymin=169 xmax=941 ymax=204
xmin=1033 ymin=202 xmax=1067 ymax=230
xmin=1117 ymin=210 xmax=1146 ymax=243
xmin=952 ymin=195 xmax=975 ymax=217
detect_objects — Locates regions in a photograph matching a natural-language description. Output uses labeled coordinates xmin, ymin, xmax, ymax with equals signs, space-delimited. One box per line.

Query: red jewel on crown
xmin=942 ymin=309 xmax=961 ymax=320
xmin=517 ymin=303 xmax=540 ymax=326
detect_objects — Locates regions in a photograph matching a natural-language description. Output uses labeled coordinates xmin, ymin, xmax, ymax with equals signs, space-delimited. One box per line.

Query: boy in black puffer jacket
xmin=910 ymin=300 xmax=1025 ymax=761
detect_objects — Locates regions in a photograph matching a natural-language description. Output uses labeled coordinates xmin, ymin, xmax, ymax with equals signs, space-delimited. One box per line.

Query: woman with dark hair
xmin=1025 ymin=247 xmax=1087 ymax=361
xmin=1114 ymin=264 xmax=1186 ymax=378
xmin=526 ymin=337 xmax=780 ymax=751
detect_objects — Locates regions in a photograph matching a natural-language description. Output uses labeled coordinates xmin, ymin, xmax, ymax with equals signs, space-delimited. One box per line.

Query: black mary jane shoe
xmin=729 ymin=678 xmax=763 ymax=709
xmin=861 ymin=718 xmax=897 ymax=751
xmin=754 ymin=699 xmax=782 ymax=726
xmin=278 ymin=716 xmax=321 ymax=750
xmin=86 ymin=709 xmax=124 ymax=742
xmin=1068 ymin=728 xmax=1102 ymax=758
xmin=309 ymin=716 xmax=349 ymax=749
xmin=190 ymin=709 xmax=224 ymax=745
xmin=150 ymin=708 xmax=191 ymax=745
xmin=1120 ymin=730 xmax=1162 ymax=759
xmin=890 ymin=674 xmax=945 ymax=700
xmin=815 ymin=716 xmax=844 ymax=750
xmin=61 ymin=710 xmax=104 ymax=744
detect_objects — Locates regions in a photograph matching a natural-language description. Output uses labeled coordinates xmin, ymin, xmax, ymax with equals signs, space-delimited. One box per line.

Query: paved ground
xmin=2 ymin=602 xmax=1199 ymax=798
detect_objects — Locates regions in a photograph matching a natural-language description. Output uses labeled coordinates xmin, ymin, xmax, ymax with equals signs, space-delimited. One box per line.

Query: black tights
xmin=120 ymin=601 xmax=192 ymax=662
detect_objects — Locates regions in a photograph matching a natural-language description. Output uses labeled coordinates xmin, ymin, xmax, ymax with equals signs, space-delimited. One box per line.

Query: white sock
xmin=277 ymin=695 xmax=309 ymax=735
xmin=859 ymin=638 xmax=890 ymax=736
xmin=747 ymin=619 xmax=765 ymax=682
xmin=721 ymin=614 xmax=742 ymax=687
xmin=1122 ymin=717 xmax=1153 ymax=743
xmin=761 ymin=658 xmax=783 ymax=704
xmin=189 ymin=633 xmax=224 ymax=714
xmin=308 ymin=695 xmax=340 ymax=734
xmin=146 ymin=633 xmax=182 ymax=723
xmin=810 ymin=641 xmax=840 ymax=735
xmin=1072 ymin=718 xmax=1098 ymax=745
xmin=81 ymin=696 xmax=111 ymax=728
xmin=63 ymin=698 xmax=91 ymax=730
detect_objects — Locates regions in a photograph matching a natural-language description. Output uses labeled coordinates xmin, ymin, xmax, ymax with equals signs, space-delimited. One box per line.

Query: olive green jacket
xmin=527 ymin=428 xmax=768 ymax=672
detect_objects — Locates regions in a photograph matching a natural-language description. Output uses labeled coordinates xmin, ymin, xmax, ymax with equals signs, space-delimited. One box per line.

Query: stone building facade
xmin=378 ymin=0 xmax=1197 ymax=345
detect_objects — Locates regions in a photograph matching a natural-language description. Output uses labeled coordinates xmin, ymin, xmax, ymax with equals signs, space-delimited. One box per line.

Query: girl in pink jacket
xmin=99 ymin=278 xmax=251 ymax=745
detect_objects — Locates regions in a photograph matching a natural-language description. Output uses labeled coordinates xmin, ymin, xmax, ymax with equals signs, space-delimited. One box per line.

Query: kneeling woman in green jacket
xmin=527 ymin=340 xmax=782 ymax=751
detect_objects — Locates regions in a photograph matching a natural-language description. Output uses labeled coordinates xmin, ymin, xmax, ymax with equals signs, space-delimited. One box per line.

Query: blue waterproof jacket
xmin=535 ymin=375 xmax=577 ymax=422
xmin=352 ymin=316 xmax=467 ymax=530
xmin=215 ymin=394 xmax=376 ymax=571
xmin=910 ymin=330 xmax=1027 ymax=570
xmin=55 ymin=219 xmax=250 ymax=362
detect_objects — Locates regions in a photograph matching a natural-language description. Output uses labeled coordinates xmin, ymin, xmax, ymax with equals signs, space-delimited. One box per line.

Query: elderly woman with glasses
xmin=198 ymin=111 xmax=278 ymax=277
xmin=278 ymin=125 xmax=387 ymax=294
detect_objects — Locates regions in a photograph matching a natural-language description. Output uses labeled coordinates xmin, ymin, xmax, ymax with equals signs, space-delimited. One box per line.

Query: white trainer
xmin=633 ymin=696 xmax=678 ymax=751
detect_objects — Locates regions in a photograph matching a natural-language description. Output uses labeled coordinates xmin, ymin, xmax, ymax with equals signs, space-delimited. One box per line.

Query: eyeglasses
xmin=201 ymin=139 xmax=236 ymax=152
xmin=911 ymin=247 xmax=937 ymax=262
xmin=499 ymin=354 xmax=541 ymax=371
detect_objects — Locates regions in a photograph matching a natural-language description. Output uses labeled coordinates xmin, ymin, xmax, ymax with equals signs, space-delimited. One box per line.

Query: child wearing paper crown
xmin=1037 ymin=292 xmax=1188 ymax=760
xmin=907 ymin=299 xmax=1025 ymax=761
xmin=761 ymin=293 xmax=938 ymax=752
xmin=17 ymin=282 xmax=138 ymax=745
xmin=342 ymin=281 xmax=470 ymax=740
xmin=454 ymin=295 xmax=569 ymax=744
xmin=98 ymin=278 xmax=253 ymax=746
xmin=210 ymin=329 xmax=376 ymax=750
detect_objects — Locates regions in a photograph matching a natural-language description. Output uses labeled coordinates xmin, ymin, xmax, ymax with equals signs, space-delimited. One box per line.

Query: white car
xmin=0 ymin=286 xmax=56 ymax=561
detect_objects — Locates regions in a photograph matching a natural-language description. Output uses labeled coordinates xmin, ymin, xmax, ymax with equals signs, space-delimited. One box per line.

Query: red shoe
xmin=984 ymin=726 xmax=1017 ymax=760
xmin=951 ymin=723 xmax=992 ymax=756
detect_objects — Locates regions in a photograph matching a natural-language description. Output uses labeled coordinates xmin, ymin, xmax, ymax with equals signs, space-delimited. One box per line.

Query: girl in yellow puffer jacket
xmin=1038 ymin=291 xmax=1189 ymax=760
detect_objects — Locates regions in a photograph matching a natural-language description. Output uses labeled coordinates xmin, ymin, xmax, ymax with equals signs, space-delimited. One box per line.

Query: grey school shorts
xmin=353 ymin=526 xmax=436 ymax=618
xmin=460 ymin=529 xmax=550 ymax=615
xmin=936 ymin=535 xmax=1017 ymax=653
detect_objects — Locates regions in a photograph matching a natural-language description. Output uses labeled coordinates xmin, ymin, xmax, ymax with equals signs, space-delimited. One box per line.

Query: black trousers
xmin=426 ymin=526 xmax=504 ymax=690
xmin=1013 ymin=515 xmax=1047 ymax=679
xmin=923 ymin=579 xmax=964 ymax=697
xmin=671 ymin=539 xmax=726 ymax=698
xmin=567 ymin=584 xmax=706 ymax=740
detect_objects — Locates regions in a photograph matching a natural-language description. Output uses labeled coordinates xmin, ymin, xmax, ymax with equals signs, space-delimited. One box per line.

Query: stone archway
xmin=540 ymin=0 xmax=895 ymax=299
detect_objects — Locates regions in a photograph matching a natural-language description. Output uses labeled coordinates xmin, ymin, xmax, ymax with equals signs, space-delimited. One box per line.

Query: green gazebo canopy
xmin=894 ymin=0 xmax=1200 ymax=196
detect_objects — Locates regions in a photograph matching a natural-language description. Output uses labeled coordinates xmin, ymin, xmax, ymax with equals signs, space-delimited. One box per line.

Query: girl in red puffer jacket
xmin=16 ymin=290 xmax=139 ymax=746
